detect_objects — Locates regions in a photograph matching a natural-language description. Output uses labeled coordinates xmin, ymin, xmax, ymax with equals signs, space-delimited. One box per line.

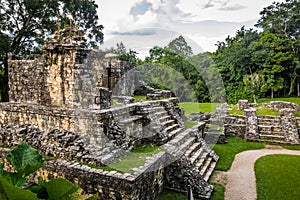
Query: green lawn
xmin=184 ymin=120 xmax=198 ymax=128
xmin=158 ymin=190 xmax=186 ymax=200
xmin=210 ymin=182 xmax=225 ymax=200
xmin=179 ymin=102 xmax=219 ymax=115
xmin=213 ymin=137 xmax=265 ymax=171
xmin=282 ymin=145 xmax=300 ymax=150
xmin=228 ymin=105 xmax=279 ymax=116
xmin=255 ymin=154 xmax=300 ymax=200
xmin=132 ymin=95 xmax=147 ymax=102
xmin=85 ymin=144 xmax=161 ymax=174
xmin=158 ymin=182 xmax=224 ymax=200
xmin=258 ymin=97 xmax=300 ymax=105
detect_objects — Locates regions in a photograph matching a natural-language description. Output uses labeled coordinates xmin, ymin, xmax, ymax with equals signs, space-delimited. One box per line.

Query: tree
xmin=165 ymin=35 xmax=193 ymax=58
xmin=213 ymin=27 xmax=260 ymax=103
xmin=256 ymin=0 xmax=300 ymax=96
xmin=243 ymin=73 xmax=265 ymax=103
xmin=0 ymin=0 xmax=104 ymax=101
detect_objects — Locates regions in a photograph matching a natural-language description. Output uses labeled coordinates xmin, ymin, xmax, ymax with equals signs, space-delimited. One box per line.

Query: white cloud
xmin=98 ymin=0 xmax=286 ymax=56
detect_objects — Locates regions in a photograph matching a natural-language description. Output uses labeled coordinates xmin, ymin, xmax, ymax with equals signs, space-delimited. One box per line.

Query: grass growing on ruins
xmin=256 ymin=107 xmax=279 ymax=116
xmin=213 ymin=137 xmax=265 ymax=171
xmin=255 ymin=154 xmax=300 ymax=200
xmin=133 ymin=95 xmax=147 ymax=102
xmin=178 ymin=102 xmax=219 ymax=115
xmin=157 ymin=182 xmax=225 ymax=200
xmin=88 ymin=144 xmax=162 ymax=174
xmin=228 ymin=105 xmax=279 ymax=116
xmin=184 ymin=120 xmax=198 ymax=128
xmin=282 ymin=145 xmax=300 ymax=150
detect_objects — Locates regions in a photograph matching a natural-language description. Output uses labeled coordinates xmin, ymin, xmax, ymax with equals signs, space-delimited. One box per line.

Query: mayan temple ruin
xmin=0 ymin=27 xmax=219 ymax=199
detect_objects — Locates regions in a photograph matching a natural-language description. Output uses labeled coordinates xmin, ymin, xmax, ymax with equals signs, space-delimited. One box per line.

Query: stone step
xmin=162 ymin=120 xmax=175 ymax=127
xmin=200 ymin=157 xmax=212 ymax=176
xmin=168 ymin=127 xmax=184 ymax=141
xmin=260 ymin=134 xmax=285 ymax=140
xmin=118 ymin=115 xmax=143 ymax=125
xmin=195 ymin=152 xmax=209 ymax=168
xmin=167 ymin=129 xmax=190 ymax=146
xmin=159 ymin=115 xmax=171 ymax=122
xmin=259 ymin=131 xmax=285 ymax=136
xmin=149 ymin=106 xmax=166 ymax=113
xmin=204 ymin=161 xmax=217 ymax=182
xmin=258 ymin=119 xmax=281 ymax=124
xmin=184 ymin=142 xmax=202 ymax=158
xmin=155 ymin=111 xmax=169 ymax=118
xmin=165 ymin=124 xmax=180 ymax=133
xmin=258 ymin=125 xmax=282 ymax=130
xmin=178 ymin=137 xmax=197 ymax=155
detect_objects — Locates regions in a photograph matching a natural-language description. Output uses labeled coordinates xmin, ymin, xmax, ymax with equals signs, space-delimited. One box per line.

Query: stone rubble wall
xmin=8 ymin=57 xmax=46 ymax=104
xmin=264 ymin=101 xmax=300 ymax=111
xmin=224 ymin=112 xmax=300 ymax=144
xmin=224 ymin=115 xmax=246 ymax=137
xmin=0 ymin=147 xmax=166 ymax=200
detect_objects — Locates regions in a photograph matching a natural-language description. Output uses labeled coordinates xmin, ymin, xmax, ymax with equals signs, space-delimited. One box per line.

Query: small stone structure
xmin=225 ymin=103 xmax=300 ymax=145
xmin=0 ymin=27 xmax=219 ymax=199
xmin=268 ymin=101 xmax=300 ymax=111
xmin=238 ymin=100 xmax=250 ymax=110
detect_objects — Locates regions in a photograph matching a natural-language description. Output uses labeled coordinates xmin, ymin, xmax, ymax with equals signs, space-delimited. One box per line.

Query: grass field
xmin=258 ymin=97 xmax=300 ymax=105
xmin=179 ymin=102 xmax=219 ymax=115
xmin=255 ymin=154 xmax=300 ymax=200
xmin=213 ymin=137 xmax=265 ymax=171
xmin=85 ymin=144 xmax=161 ymax=173
xmin=158 ymin=182 xmax=225 ymax=200
xmin=283 ymin=145 xmax=300 ymax=150
xmin=184 ymin=120 xmax=198 ymax=128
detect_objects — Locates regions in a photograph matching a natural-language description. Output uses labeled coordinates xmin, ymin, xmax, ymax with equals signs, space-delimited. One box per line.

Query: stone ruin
xmin=225 ymin=101 xmax=300 ymax=145
xmin=0 ymin=27 xmax=219 ymax=199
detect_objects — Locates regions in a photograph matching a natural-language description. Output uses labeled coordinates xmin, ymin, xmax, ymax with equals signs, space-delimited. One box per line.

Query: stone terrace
xmin=0 ymin=27 xmax=219 ymax=199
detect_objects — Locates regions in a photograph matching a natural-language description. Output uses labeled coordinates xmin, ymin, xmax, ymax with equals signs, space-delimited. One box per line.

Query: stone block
xmin=238 ymin=100 xmax=249 ymax=110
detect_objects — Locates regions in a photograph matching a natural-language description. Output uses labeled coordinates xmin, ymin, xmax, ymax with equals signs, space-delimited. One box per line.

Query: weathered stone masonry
xmin=0 ymin=27 xmax=219 ymax=199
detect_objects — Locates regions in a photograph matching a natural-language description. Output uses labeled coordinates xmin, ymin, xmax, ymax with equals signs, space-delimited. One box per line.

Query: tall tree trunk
xmin=271 ymin=89 xmax=274 ymax=99
xmin=297 ymin=81 xmax=300 ymax=97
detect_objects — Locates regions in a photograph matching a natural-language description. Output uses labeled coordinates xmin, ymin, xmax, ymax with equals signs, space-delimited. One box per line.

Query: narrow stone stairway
xmin=257 ymin=117 xmax=286 ymax=143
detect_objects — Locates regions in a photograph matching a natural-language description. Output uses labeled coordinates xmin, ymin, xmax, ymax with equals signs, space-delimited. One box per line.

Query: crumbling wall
xmin=8 ymin=56 xmax=47 ymax=104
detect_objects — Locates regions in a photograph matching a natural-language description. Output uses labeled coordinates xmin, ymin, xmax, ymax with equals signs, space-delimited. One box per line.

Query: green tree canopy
xmin=0 ymin=0 xmax=104 ymax=101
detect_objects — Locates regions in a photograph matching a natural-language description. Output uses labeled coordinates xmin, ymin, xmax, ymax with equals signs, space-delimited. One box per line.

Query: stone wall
xmin=267 ymin=101 xmax=300 ymax=111
xmin=224 ymin=112 xmax=300 ymax=144
xmin=8 ymin=56 xmax=46 ymax=104
xmin=0 ymin=147 xmax=165 ymax=200
xmin=0 ymin=102 xmax=102 ymax=139
xmin=224 ymin=115 xmax=246 ymax=137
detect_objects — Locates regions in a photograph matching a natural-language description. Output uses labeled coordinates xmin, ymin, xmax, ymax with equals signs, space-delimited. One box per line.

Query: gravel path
xmin=224 ymin=147 xmax=300 ymax=200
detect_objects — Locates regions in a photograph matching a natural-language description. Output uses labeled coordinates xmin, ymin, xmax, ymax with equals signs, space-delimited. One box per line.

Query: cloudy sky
xmin=98 ymin=0 xmax=285 ymax=57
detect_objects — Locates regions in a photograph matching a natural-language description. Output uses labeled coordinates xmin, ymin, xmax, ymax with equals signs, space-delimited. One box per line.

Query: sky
xmin=97 ymin=0 xmax=285 ymax=58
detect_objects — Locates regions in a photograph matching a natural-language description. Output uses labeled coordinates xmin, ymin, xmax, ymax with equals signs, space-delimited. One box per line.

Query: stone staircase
xmin=164 ymin=127 xmax=219 ymax=198
xmin=184 ymin=139 xmax=218 ymax=181
xmin=144 ymin=104 xmax=185 ymax=144
xmin=165 ymin=127 xmax=219 ymax=180
xmin=257 ymin=117 xmax=286 ymax=143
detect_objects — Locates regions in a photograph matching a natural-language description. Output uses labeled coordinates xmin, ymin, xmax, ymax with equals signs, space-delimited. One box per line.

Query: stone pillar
xmin=95 ymin=87 xmax=112 ymax=109
xmin=238 ymin=100 xmax=249 ymax=110
xmin=244 ymin=108 xmax=259 ymax=140
xmin=280 ymin=108 xmax=299 ymax=144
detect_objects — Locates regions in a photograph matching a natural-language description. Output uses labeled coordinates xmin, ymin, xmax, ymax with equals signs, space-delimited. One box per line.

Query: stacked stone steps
xmin=147 ymin=105 xmax=184 ymax=143
xmin=257 ymin=117 xmax=281 ymax=125
xmin=257 ymin=118 xmax=286 ymax=142
xmin=183 ymin=139 xmax=218 ymax=182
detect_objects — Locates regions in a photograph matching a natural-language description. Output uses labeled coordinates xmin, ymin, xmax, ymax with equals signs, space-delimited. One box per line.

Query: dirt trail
xmin=224 ymin=146 xmax=300 ymax=200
